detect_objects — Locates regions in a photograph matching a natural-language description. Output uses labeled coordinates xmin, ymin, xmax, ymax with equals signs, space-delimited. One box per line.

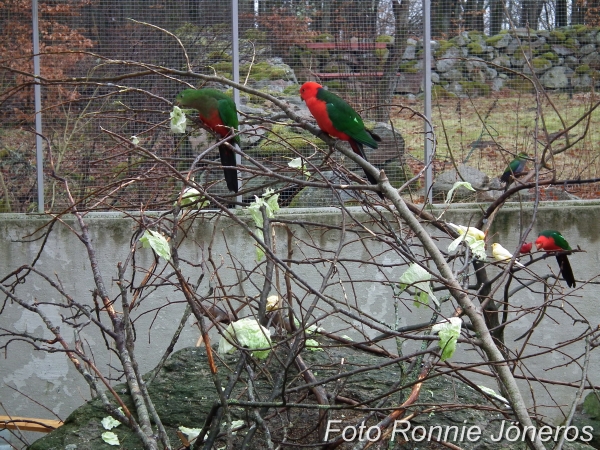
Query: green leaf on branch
xmin=170 ymin=106 xmax=187 ymax=133
xmin=140 ymin=230 xmax=171 ymax=261
xmin=399 ymin=263 xmax=439 ymax=307
xmin=432 ymin=317 xmax=461 ymax=361
xmin=287 ymin=157 xmax=311 ymax=179
xmin=445 ymin=181 xmax=475 ymax=203
xmin=101 ymin=431 xmax=120 ymax=446
xmin=248 ymin=188 xmax=280 ymax=261
xmin=218 ymin=318 xmax=272 ymax=359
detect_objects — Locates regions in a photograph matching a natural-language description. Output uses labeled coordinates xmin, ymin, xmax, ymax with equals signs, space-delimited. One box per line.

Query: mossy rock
xmin=467 ymin=42 xmax=484 ymax=54
xmin=376 ymin=34 xmax=394 ymax=43
xmin=212 ymin=61 xmax=232 ymax=74
xmin=574 ymin=24 xmax=589 ymax=33
xmin=282 ymin=85 xmax=300 ymax=96
xmin=434 ymin=39 xmax=457 ymax=57
xmin=244 ymin=29 xmax=267 ymax=41
xmin=576 ymin=64 xmax=591 ymax=75
xmin=564 ymin=37 xmax=578 ymax=48
xmin=485 ymin=34 xmax=505 ymax=46
xmin=432 ymin=84 xmax=457 ymax=99
xmin=324 ymin=80 xmax=344 ymax=90
xmin=314 ymin=33 xmax=334 ymax=42
xmin=541 ymin=51 xmax=559 ymax=62
xmin=207 ymin=51 xmax=231 ymax=61
xmin=537 ymin=43 xmax=552 ymax=53
xmin=375 ymin=48 xmax=389 ymax=60
xmin=459 ymin=80 xmax=491 ymax=96
xmin=505 ymin=78 xmax=535 ymax=93
xmin=255 ymin=124 xmax=325 ymax=157
xmin=531 ymin=57 xmax=552 ymax=70
xmin=549 ymin=30 xmax=567 ymax=42
xmin=399 ymin=60 xmax=419 ymax=74
xmin=240 ymin=62 xmax=290 ymax=81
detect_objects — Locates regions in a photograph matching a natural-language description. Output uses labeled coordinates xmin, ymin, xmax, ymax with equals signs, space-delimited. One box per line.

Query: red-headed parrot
xmin=535 ymin=230 xmax=575 ymax=287
xmin=500 ymin=152 xmax=528 ymax=184
xmin=299 ymin=81 xmax=383 ymax=198
xmin=175 ymin=88 xmax=239 ymax=193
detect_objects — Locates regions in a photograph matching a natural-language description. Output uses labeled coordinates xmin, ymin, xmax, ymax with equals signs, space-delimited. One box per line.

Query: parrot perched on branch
xmin=492 ymin=243 xmax=525 ymax=268
xmin=299 ymin=81 xmax=383 ymax=199
xmin=175 ymin=88 xmax=240 ymax=193
xmin=535 ymin=230 xmax=576 ymax=288
xmin=500 ymin=152 xmax=528 ymax=184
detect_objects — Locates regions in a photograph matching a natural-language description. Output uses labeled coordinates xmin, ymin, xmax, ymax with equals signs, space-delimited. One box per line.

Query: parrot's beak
xmin=535 ymin=242 xmax=542 ymax=250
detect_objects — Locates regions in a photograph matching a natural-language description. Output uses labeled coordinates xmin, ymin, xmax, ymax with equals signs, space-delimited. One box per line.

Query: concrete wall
xmin=1 ymin=201 xmax=599 ymax=444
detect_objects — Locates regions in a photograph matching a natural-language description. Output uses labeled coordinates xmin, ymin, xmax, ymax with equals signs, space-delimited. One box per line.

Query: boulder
xmin=441 ymin=68 xmax=466 ymax=81
xmin=552 ymin=44 xmax=575 ymax=56
xmin=579 ymin=43 xmax=597 ymax=56
xmin=540 ymin=66 xmax=574 ymax=89
xmin=432 ymin=164 xmax=494 ymax=202
xmin=581 ymin=51 xmax=600 ymax=69
xmin=436 ymin=46 xmax=463 ymax=72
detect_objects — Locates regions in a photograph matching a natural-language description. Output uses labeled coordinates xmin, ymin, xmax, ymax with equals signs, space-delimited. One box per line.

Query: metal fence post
xmin=232 ymin=0 xmax=242 ymax=205
xmin=32 ymin=0 xmax=44 ymax=212
xmin=423 ymin=0 xmax=433 ymax=204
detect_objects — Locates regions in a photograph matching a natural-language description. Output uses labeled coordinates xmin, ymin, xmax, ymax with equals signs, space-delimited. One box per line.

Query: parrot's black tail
xmin=349 ymin=141 xmax=384 ymax=199
xmin=556 ymin=254 xmax=576 ymax=288
xmin=218 ymin=142 xmax=238 ymax=193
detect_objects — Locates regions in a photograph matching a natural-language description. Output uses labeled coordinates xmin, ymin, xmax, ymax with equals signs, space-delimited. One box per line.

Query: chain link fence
xmin=1 ymin=0 xmax=600 ymax=212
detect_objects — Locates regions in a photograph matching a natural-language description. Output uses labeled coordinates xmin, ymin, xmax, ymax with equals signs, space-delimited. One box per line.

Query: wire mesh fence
xmin=1 ymin=0 xmax=600 ymax=212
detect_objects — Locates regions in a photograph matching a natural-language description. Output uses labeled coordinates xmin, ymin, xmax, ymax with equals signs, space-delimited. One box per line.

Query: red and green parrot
xmin=535 ymin=230 xmax=575 ymax=287
xmin=500 ymin=152 xmax=528 ymax=184
xmin=175 ymin=88 xmax=240 ymax=193
xmin=299 ymin=81 xmax=383 ymax=198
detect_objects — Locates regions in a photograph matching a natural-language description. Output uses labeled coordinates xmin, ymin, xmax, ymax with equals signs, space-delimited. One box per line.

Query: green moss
xmin=432 ymin=84 xmax=456 ymax=99
xmin=538 ymin=43 xmax=552 ymax=53
xmin=531 ymin=57 xmax=551 ymax=69
xmin=459 ymin=80 xmax=490 ymax=96
xmin=207 ymin=51 xmax=231 ymax=61
xmin=283 ymin=85 xmax=300 ymax=95
xmin=549 ymin=30 xmax=566 ymax=42
xmin=576 ymin=64 xmax=591 ymax=75
xmin=212 ymin=61 xmax=232 ymax=72
xmin=240 ymin=61 xmax=289 ymax=81
xmin=564 ymin=38 xmax=578 ymax=48
xmin=376 ymin=34 xmax=394 ymax=43
xmin=244 ymin=29 xmax=267 ymax=41
xmin=325 ymin=81 xmax=344 ymax=90
xmin=375 ymin=48 xmax=389 ymax=60
xmin=399 ymin=60 xmax=419 ymax=73
xmin=485 ymin=34 xmax=505 ymax=45
xmin=505 ymin=78 xmax=535 ymax=93
xmin=256 ymin=124 xmax=325 ymax=157
xmin=467 ymin=42 xmax=484 ymax=54
xmin=468 ymin=30 xmax=484 ymax=38
xmin=434 ymin=40 xmax=456 ymax=57
xmin=540 ymin=51 xmax=558 ymax=62
xmin=574 ymin=24 xmax=589 ymax=33
xmin=314 ymin=33 xmax=333 ymax=42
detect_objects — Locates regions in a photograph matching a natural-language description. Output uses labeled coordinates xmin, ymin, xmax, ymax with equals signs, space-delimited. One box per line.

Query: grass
xmin=390 ymin=92 xmax=600 ymax=197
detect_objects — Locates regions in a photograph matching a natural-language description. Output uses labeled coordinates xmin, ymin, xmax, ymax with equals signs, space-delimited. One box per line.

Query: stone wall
xmin=296 ymin=26 xmax=600 ymax=97
xmin=2 ymin=201 xmax=600 ymax=436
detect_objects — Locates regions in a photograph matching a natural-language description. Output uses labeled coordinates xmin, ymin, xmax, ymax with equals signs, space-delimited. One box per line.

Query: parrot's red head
xmin=520 ymin=242 xmax=532 ymax=254
xmin=535 ymin=236 xmax=554 ymax=251
xmin=299 ymin=82 xmax=322 ymax=102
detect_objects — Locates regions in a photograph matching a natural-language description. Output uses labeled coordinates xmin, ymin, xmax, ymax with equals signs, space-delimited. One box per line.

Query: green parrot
xmin=175 ymin=88 xmax=240 ymax=193
xmin=299 ymin=81 xmax=383 ymax=199
xmin=500 ymin=152 xmax=528 ymax=184
xmin=535 ymin=230 xmax=576 ymax=288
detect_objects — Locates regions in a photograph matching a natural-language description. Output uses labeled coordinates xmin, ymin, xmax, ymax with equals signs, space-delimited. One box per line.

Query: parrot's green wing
xmin=216 ymin=98 xmax=240 ymax=144
xmin=317 ymin=89 xmax=378 ymax=149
